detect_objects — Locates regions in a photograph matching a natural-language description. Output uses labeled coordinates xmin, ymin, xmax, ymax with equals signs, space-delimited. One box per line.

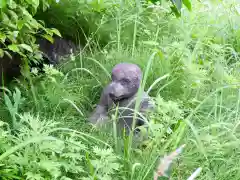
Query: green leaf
xmin=28 ymin=18 xmax=40 ymax=29
xmin=171 ymin=0 xmax=182 ymax=12
xmin=4 ymin=92 xmax=13 ymax=111
xmin=60 ymin=176 xmax=73 ymax=180
xmin=25 ymin=0 xmax=40 ymax=9
xmin=25 ymin=172 xmax=43 ymax=180
xmin=19 ymin=6 xmax=32 ymax=20
xmin=32 ymin=0 xmax=40 ymax=12
xmin=170 ymin=5 xmax=181 ymax=18
xmin=7 ymin=0 xmax=17 ymax=9
xmin=1 ymin=12 xmax=10 ymax=24
xmin=17 ymin=20 xmax=26 ymax=30
xmin=44 ymin=29 xmax=53 ymax=36
xmin=235 ymin=5 xmax=240 ymax=15
xmin=0 ymin=0 xmax=7 ymax=9
xmin=0 ymin=48 xmax=4 ymax=58
xmin=12 ymin=31 xmax=19 ymax=39
xmin=182 ymin=0 xmax=191 ymax=11
xmin=7 ymin=32 xmax=18 ymax=43
xmin=19 ymin=44 xmax=33 ymax=52
xmin=0 ymin=32 xmax=6 ymax=42
xmin=39 ymin=160 xmax=61 ymax=176
xmin=8 ymin=44 xmax=20 ymax=53
xmin=0 ymin=121 xmax=6 ymax=127
xmin=42 ymin=1 xmax=50 ymax=12
xmin=41 ymin=34 xmax=54 ymax=43
xmin=13 ymin=87 xmax=23 ymax=109
xmin=7 ymin=10 xmax=18 ymax=22
xmin=50 ymin=28 xmax=62 ymax=37
xmin=157 ymin=49 xmax=164 ymax=60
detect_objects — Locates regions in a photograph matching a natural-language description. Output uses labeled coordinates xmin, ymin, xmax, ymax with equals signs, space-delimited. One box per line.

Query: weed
xmin=1 ymin=0 xmax=240 ymax=179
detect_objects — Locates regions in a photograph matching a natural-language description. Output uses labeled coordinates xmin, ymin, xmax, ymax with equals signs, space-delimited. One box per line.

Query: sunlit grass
xmin=0 ymin=0 xmax=240 ymax=179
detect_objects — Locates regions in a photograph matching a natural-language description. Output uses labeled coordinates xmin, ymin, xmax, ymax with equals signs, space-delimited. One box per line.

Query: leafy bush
xmin=34 ymin=0 xmax=192 ymax=49
xmin=0 ymin=112 xmax=123 ymax=179
xmin=1 ymin=86 xmax=122 ymax=179
xmin=0 ymin=0 xmax=61 ymax=64
xmin=150 ymin=95 xmax=184 ymax=137
xmin=1 ymin=0 xmax=240 ymax=180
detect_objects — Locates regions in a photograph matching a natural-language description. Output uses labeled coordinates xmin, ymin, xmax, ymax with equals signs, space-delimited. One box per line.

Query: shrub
xmin=1 ymin=0 xmax=240 ymax=180
xmin=0 ymin=0 xmax=61 ymax=65
xmin=0 ymin=112 xmax=123 ymax=179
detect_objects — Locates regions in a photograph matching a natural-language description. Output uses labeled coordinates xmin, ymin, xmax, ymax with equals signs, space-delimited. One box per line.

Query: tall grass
xmin=0 ymin=0 xmax=240 ymax=179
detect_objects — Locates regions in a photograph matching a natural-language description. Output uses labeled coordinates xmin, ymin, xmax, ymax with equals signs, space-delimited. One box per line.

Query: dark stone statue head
xmin=108 ymin=62 xmax=142 ymax=102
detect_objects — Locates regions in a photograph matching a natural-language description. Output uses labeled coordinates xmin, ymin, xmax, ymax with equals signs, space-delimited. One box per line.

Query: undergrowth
xmin=0 ymin=0 xmax=240 ymax=179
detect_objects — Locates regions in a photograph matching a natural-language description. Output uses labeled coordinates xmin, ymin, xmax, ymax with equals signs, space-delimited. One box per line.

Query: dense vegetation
xmin=0 ymin=0 xmax=240 ymax=179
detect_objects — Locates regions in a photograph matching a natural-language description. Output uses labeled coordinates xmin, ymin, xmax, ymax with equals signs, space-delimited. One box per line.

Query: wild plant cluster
xmin=0 ymin=0 xmax=240 ymax=179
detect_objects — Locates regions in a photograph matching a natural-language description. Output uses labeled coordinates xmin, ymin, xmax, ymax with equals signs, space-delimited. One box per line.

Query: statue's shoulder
xmin=140 ymin=92 xmax=155 ymax=111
